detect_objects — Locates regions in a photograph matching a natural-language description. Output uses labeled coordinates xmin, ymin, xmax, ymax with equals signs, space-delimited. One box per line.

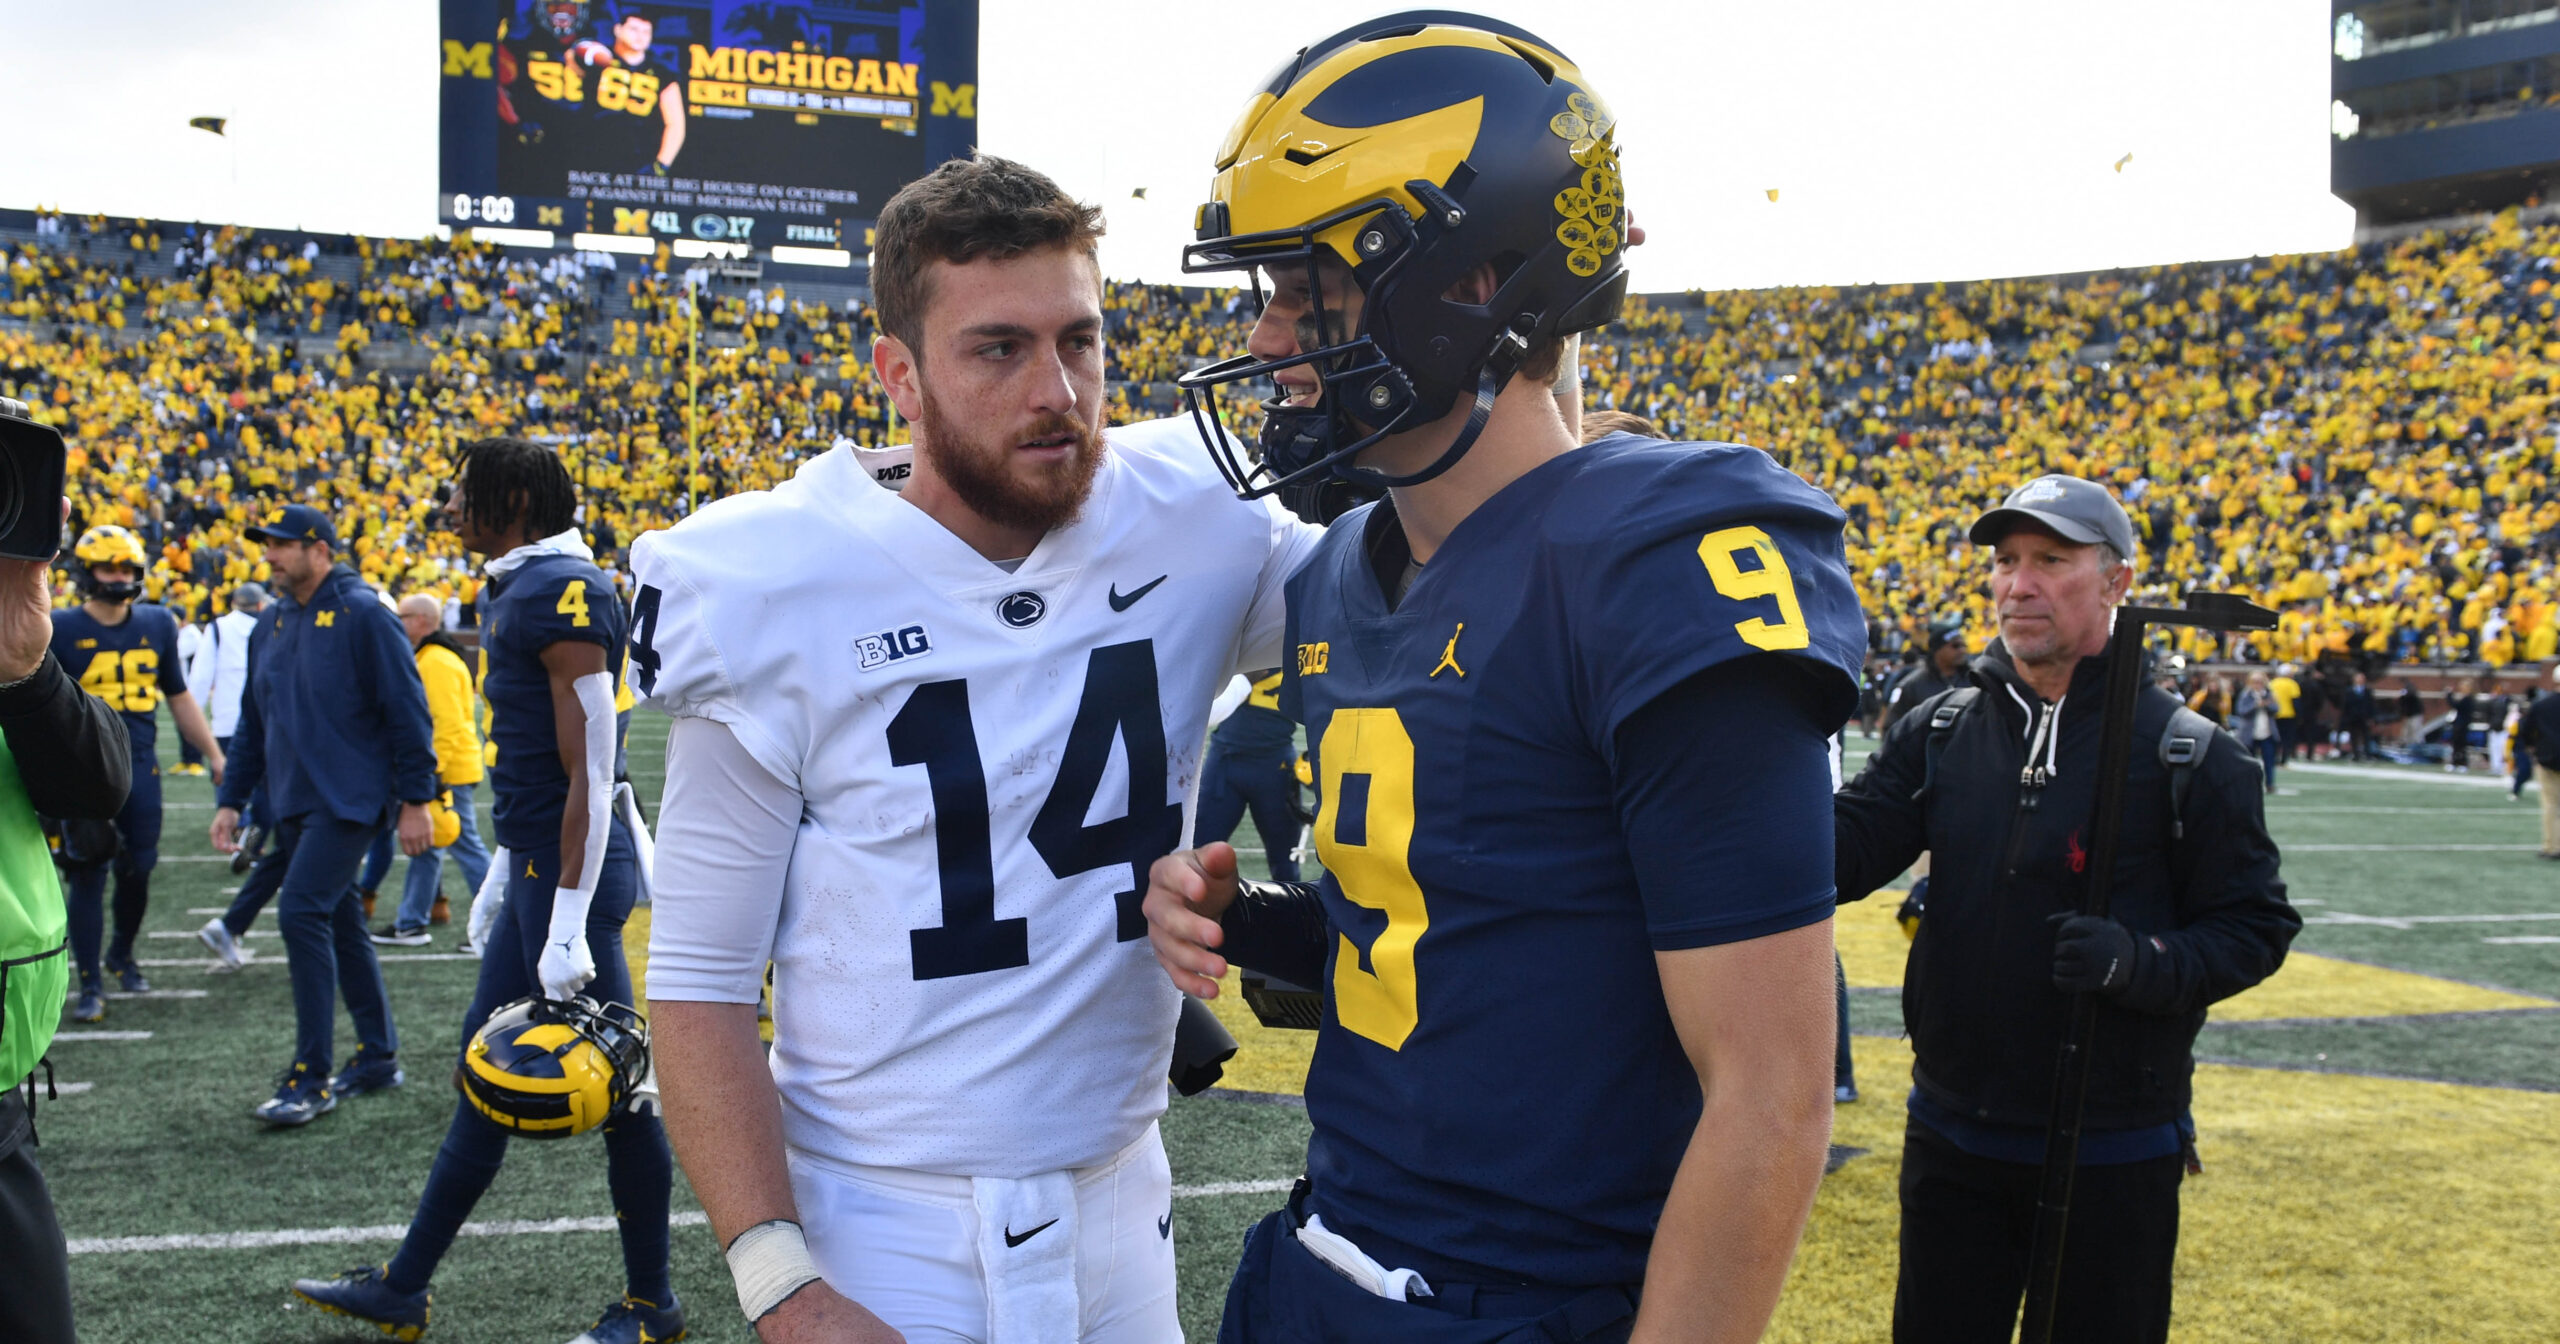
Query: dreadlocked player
xmin=49 ymin=524 xmax=225 ymax=1022
xmin=291 ymin=439 xmax=678 ymax=1344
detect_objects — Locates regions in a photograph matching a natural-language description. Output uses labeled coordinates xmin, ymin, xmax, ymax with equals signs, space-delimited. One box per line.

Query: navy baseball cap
xmin=1967 ymin=475 xmax=2136 ymax=558
xmin=245 ymin=504 xmax=338 ymax=547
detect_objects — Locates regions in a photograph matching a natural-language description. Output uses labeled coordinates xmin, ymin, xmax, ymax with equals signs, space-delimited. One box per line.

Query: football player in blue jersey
xmin=1143 ymin=14 xmax=1869 ymax=1342
xmin=291 ymin=439 xmax=679 ymax=1344
xmin=48 ymin=525 xmax=225 ymax=1022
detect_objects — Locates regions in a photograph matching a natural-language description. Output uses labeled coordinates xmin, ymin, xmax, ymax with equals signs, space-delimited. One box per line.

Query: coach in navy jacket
xmin=212 ymin=505 xmax=438 ymax=1126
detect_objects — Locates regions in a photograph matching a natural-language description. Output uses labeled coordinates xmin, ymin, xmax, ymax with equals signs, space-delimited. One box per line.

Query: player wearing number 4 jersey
xmin=1147 ymin=15 xmax=1866 ymax=1344
xmin=637 ymin=156 xmax=1317 ymax=1344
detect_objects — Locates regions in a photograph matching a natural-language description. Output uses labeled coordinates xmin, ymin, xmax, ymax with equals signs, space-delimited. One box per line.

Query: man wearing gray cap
xmin=1830 ymin=474 xmax=2298 ymax=1343
xmin=188 ymin=582 xmax=271 ymax=873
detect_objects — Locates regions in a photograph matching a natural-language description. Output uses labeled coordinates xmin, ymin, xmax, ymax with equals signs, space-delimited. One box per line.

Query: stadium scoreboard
xmin=439 ymin=0 xmax=978 ymax=254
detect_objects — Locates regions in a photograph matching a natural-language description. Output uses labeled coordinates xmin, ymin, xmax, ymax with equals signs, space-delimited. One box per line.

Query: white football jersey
xmin=634 ymin=416 xmax=1319 ymax=1177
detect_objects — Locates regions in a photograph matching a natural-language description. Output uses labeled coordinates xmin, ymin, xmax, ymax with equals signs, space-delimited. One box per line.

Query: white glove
xmin=538 ymin=886 xmax=598 ymax=1001
xmin=467 ymin=847 xmax=511 ymax=951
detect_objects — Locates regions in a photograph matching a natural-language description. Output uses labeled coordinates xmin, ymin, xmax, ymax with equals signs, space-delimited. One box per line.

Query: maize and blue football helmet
xmin=461 ymin=995 xmax=648 ymax=1139
xmin=1177 ymin=11 xmax=1630 ymax=517
xmin=73 ymin=523 xmax=147 ymax=603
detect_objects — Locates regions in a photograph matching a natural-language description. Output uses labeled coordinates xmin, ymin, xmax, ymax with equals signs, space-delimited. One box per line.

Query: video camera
xmin=0 ymin=396 xmax=68 ymax=561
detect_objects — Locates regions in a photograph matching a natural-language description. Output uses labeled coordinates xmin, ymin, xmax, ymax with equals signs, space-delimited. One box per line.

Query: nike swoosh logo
xmin=1004 ymin=1218 xmax=1059 ymax=1248
xmin=1109 ymin=576 xmax=1168 ymax=612
xmin=1157 ymin=1210 xmax=1172 ymax=1239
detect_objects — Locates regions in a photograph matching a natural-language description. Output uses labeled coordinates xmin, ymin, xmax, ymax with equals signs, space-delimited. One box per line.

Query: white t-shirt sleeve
xmin=644 ymin=715 xmax=803 ymax=1004
xmin=1233 ymin=500 xmax=1323 ymax=676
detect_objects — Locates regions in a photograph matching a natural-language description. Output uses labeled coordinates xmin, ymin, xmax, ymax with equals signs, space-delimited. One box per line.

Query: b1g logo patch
xmin=857 ymin=624 xmax=933 ymax=670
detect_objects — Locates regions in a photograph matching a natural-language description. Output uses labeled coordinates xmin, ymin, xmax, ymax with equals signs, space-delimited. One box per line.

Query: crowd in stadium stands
xmin=10 ymin=203 xmax=2560 ymax=683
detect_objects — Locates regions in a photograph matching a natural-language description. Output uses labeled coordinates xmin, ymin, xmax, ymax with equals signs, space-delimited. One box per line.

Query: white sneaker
xmin=198 ymin=918 xmax=251 ymax=971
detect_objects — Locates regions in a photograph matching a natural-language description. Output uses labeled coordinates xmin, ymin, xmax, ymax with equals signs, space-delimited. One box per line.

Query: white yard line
xmin=65 ymin=990 xmax=207 ymax=1001
xmin=2284 ymin=763 xmax=2521 ymax=790
xmin=2483 ymin=936 xmax=2560 ymax=945
xmin=2306 ymin=911 xmax=2560 ymax=930
xmin=146 ymin=929 xmax=275 ymax=938
xmin=52 ymin=1082 xmax=93 ymax=1097
xmin=2270 ymin=806 xmax=2538 ymax=814
xmin=69 ymin=1180 xmax=1302 ymax=1255
xmin=2285 ymin=844 xmax=2540 ymax=852
xmin=51 ymin=1031 xmax=151 ymax=1042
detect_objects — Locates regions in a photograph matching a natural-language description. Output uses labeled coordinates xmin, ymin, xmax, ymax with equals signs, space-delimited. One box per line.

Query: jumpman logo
xmin=1430 ymin=622 xmax=1466 ymax=679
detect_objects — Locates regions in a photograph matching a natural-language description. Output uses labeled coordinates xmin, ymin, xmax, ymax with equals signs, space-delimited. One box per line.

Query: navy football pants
xmin=1219 ymin=1186 xmax=1636 ymax=1343
xmin=384 ymin=819 xmax=672 ymax=1304
xmin=64 ymin=751 xmax=160 ymax=985
xmin=1196 ymin=751 xmax=1301 ymax=882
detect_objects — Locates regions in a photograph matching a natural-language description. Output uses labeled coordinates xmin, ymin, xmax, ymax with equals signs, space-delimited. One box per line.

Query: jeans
xmin=395 ymin=781 xmax=489 ymax=930
xmin=272 ymin=814 xmax=400 ymax=1074
xmin=2252 ymin=736 xmax=2280 ymax=791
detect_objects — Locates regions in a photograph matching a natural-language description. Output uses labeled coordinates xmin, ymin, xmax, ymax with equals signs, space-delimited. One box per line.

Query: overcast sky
xmin=7 ymin=0 xmax=2352 ymax=291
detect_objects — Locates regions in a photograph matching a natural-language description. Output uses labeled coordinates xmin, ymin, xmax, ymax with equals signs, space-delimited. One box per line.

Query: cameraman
xmin=1833 ymin=476 xmax=2297 ymax=1344
xmin=3 ymin=499 xmax=134 ymax=1344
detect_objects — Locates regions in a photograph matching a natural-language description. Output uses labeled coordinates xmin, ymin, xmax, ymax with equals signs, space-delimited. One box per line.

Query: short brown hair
xmin=871 ymin=154 xmax=1104 ymax=356
xmin=1579 ymin=408 xmax=1663 ymax=443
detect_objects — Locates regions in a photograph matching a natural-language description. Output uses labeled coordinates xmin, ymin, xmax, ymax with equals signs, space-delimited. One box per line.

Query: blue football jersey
xmin=51 ymin=603 xmax=187 ymax=755
xmin=1278 ymin=435 xmax=1866 ymax=1288
xmin=480 ymin=553 xmax=626 ymax=850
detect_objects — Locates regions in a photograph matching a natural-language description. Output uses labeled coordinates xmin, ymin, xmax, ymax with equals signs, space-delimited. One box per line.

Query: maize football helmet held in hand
xmin=460 ymin=994 xmax=648 ymax=1139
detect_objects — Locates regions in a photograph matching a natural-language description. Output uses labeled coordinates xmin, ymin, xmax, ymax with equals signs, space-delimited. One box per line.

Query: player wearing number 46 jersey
xmin=637 ymin=156 xmax=1317 ymax=1344
xmin=1146 ymin=15 xmax=1866 ymax=1344
xmin=49 ymin=525 xmax=225 ymax=1022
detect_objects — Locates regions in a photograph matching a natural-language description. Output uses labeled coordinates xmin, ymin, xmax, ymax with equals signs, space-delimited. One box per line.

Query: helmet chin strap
xmin=1341 ymin=362 xmax=1507 ymax=493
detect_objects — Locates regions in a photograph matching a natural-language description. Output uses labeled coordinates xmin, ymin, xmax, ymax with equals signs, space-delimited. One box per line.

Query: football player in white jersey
xmin=635 ymin=155 xmax=1318 ymax=1344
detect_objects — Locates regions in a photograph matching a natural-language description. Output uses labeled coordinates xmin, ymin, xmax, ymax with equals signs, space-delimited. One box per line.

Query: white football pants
xmin=786 ymin=1122 xmax=1182 ymax=1344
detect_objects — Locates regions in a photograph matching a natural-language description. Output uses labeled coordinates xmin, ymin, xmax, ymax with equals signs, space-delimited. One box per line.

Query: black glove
xmin=2049 ymin=913 xmax=2142 ymax=995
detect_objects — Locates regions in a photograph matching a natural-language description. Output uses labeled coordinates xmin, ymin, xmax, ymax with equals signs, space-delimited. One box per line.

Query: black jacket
xmin=2523 ymin=692 xmax=2560 ymax=771
xmin=2 ymin=651 xmax=130 ymax=820
xmin=1834 ymin=641 xmax=2298 ymax=1130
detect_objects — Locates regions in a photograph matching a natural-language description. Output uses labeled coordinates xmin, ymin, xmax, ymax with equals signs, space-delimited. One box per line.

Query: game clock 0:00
xmin=451 ymin=194 xmax=520 ymax=224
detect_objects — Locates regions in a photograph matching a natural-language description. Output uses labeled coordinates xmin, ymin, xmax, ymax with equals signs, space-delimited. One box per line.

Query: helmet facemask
xmin=1178 ymin=189 xmax=1526 ymax=521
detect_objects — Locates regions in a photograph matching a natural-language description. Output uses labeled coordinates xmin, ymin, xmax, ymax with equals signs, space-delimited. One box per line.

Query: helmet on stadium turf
xmin=1176 ymin=11 xmax=1630 ymax=514
xmin=461 ymin=995 xmax=648 ymax=1139
xmin=73 ymin=524 xmax=147 ymax=603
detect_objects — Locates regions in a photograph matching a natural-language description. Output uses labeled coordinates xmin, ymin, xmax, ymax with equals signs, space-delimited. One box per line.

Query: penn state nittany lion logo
xmin=998 ymin=592 xmax=1047 ymax=629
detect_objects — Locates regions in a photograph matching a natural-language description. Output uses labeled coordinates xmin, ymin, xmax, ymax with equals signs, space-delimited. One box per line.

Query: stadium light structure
xmin=572 ymin=232 xmax=657 ymax=257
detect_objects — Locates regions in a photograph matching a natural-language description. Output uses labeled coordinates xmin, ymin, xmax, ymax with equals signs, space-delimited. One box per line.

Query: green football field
xmin=36 ymin=715 xmax=2559 ymax=1342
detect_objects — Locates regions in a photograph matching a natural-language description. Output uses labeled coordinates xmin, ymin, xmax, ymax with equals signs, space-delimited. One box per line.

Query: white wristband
xmin=727 ymin=1218 xmax=824 ymax=1323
